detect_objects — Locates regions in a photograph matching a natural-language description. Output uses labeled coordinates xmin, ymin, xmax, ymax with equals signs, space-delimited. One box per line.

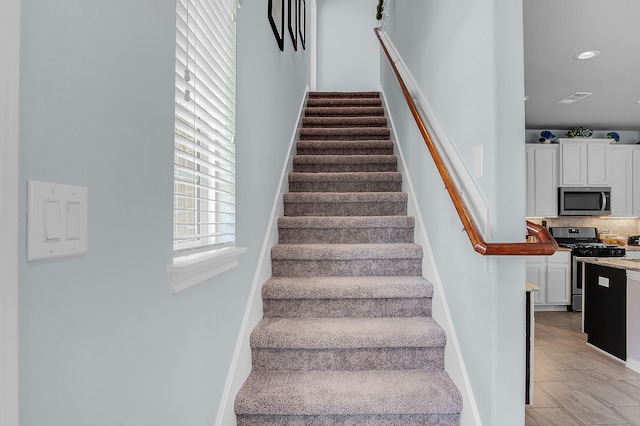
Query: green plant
xmin=376 ymin=0 xmax=384 ymax=20
xmin=566 ymin=127 xmax=593 ymax=138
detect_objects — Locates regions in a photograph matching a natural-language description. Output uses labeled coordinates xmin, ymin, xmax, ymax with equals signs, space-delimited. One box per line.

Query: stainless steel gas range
xmin=549 ymin=227 xmax=626 ymax=312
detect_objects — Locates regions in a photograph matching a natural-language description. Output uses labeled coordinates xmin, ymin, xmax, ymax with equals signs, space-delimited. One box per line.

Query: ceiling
xmin=523 ymin=0 xmax=640 ymax=132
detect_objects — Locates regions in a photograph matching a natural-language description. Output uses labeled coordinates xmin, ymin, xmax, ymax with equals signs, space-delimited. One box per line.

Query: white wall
xmin=18 ymin=1 xmax=310 ymax=425
xmin=381 ymin=1 xmax=527 ymax=424
xmin=316 ymin=0 xmax=379 ymax=91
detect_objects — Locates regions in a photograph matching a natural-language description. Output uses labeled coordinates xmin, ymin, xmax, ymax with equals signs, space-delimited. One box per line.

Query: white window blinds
xmin=174 ymin=0 xmax=237 ymax=256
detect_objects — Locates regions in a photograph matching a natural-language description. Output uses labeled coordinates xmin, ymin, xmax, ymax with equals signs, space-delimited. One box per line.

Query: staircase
xmin=234 ymin=92 xmax=462 ymax=425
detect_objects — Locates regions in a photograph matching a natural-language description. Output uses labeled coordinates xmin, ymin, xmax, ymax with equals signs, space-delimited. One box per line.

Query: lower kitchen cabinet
xmin=526 ymin=250 xmax=571 ymax=308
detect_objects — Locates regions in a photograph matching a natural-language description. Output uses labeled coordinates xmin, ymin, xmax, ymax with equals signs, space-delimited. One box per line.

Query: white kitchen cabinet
xmin=609 ymin=145 xmax=634 ymax=217
xmin=546 ymin=253 xmax=571 ymax=304
xmin=525 ymin=144 xmax=558 ymax=217
xmin=526 ymin=250 xmax=571 ymax=308
xmin=526 ymin=257 xmax=546 ymax=305
xmin=558 ymin=139 xmax=610 ymax=186
xmin=634 ymin=148 xmax=640 ymax=216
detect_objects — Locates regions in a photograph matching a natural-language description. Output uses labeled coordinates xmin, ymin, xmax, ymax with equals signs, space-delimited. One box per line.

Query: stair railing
xmin=375 ymin=28 xmax=557 ymax=256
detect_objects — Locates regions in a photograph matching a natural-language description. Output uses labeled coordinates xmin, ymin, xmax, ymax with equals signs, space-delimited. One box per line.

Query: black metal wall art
xmin=268 ymin=0 xmax=285 ymax=51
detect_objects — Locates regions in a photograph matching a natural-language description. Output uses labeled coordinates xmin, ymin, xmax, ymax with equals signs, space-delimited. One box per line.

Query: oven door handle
xmin=601 ymin=192 xmax=607 ymax=211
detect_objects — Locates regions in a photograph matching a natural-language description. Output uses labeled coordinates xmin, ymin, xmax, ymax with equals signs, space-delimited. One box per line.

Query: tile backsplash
xmin=527 ymin=217 xmax=640 ymax=240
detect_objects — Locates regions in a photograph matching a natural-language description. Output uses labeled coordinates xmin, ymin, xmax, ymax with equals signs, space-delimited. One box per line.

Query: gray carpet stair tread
xmin=250 ymin=316 xmax=445 ymax=349
xmin=304 ymin=106 xmax=385 ymax=116
xmin=262 ymin=276 xmax=432 ymax=299
xmin=270 ymin=243 xmax=422 ymax=260
xmin=299 ymin=127 xmax=390 ymax=136
xmin=235 ymin=369 xmax=463 ymax=416
xmin=284 ymin=192 xmax=407 ymax=203
xmin=289 ymin=172 xmax=402 ymax=183
xmin=277 ymin=216 xmax=414 ymax=230
xmin=302 ymin=116 xmax=388 ymax=127
xmin=293 ymin=154 xmax=396 ymax=164
xmin=308 ymin=91 xmax=381 ymax=98
xmin=296 ymin=140 xmax=393 ymax=148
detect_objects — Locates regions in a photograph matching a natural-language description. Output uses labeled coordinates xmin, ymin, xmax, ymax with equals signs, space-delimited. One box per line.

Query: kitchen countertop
xmin=577 ymin=257 xmax=640 ymax=272
xmin=551 ymin=246 xmax=639 ymax=253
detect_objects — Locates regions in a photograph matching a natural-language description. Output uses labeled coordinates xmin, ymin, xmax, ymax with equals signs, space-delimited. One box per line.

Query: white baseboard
xmin=534 ymin=305 xmax=571 ymax=312
xmin=626 ymin=357 xmax=640 ymax=374
xmin=586 ymin=342 xmax=626 ymax=364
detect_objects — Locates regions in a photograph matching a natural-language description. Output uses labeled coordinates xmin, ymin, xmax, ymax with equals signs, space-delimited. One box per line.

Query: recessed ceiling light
xmin=574 ymin=49 xmax=600 ymax=60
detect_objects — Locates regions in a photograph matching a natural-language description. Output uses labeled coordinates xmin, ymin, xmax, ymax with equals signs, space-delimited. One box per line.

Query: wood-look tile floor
xmin=526 ymin=311 xmax=640 ymax=425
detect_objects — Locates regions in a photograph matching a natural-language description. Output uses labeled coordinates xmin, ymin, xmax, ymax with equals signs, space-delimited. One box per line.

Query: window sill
xmin=167 ymin=246 xmax=247 ymax=293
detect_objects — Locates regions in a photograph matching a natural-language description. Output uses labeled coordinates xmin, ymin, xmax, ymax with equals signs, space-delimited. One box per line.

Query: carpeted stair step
xmin=283 ymin=192 xmax=408 ymax=217
xmin=304 ymin=106 xmax=385 ymax=117
xmin=306 ymin=97 xmax=383 ymax=108
xmin=292 ymin=155 xmax=397 ymax=173
xmin=249 ymin=316 xmax=445 ymax=371
xmin=299 ymin=127 xmax=390 ymax=141
xmin=288 ymin=172 xmax=402 ymax=193
xmin=295 ymin=140 xmax=393 ymax=156
xmin=301 ymin=116 xmax=387 ymax=128
xmin=234 ymin=369 xmax=463 ymax=426
xmin=277 ymin=216 xmax=414 ymax=244
xmin=261 ymin=276 xmax=431 ymax=317
xmin=270 ymin=243 xmax=422 ymax=277
xmin=308 ymin=91 xmax=381 ymax=99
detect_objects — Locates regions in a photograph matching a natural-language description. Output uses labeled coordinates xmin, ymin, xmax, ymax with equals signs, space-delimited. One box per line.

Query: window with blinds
xmin=174 ymin=0 xmax=237 ymax=257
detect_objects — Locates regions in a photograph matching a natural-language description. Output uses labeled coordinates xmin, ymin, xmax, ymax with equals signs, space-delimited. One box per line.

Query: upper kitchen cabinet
xmin=609 ymin=145 xmax=635 ymax=217
xmin=558 ymin=139 xmax=610 ymax=186
xmin=526 ymin=144 xmax=558 ymax=217
xmin=634 ymin=147 xmax=640 ymax=216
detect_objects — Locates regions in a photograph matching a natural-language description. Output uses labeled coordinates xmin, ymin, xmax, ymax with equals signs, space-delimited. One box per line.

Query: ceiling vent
xmin=556 ymin=92 xmax=593 ymax=104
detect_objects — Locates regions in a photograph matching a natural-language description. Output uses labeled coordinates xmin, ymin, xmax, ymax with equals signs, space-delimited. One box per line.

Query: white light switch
xmin=44 ymin=200 xmax=62 ymax=241
xmin=66 ymin=201 xmax=81 ymax=240
xmin=28 ymin=180 xmax=88 ymax=261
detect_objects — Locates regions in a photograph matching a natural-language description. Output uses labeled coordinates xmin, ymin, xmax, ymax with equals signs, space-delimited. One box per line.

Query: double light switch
xmin=28 ymin=180 xmax=88 ymax=261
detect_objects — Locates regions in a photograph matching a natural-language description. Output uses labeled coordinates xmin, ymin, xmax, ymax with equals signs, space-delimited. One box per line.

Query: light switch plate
xmin=27 ymin=180 xmax=88 ymax=261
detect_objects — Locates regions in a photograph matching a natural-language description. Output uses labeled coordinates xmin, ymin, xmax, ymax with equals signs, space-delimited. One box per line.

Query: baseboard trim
xmin=586 ymin=342 xmax=626 ymax=364
xmin=626 ymin=357 xmax=640 ymax=374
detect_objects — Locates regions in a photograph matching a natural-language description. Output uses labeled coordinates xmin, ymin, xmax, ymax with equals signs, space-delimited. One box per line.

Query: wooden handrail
xmin=375 ymin=28 xmax=557 ymax=256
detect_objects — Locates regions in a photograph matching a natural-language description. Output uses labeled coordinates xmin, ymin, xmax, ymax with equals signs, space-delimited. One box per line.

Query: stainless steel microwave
xmin=558 ymin=187 xmax=611 ymax=216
